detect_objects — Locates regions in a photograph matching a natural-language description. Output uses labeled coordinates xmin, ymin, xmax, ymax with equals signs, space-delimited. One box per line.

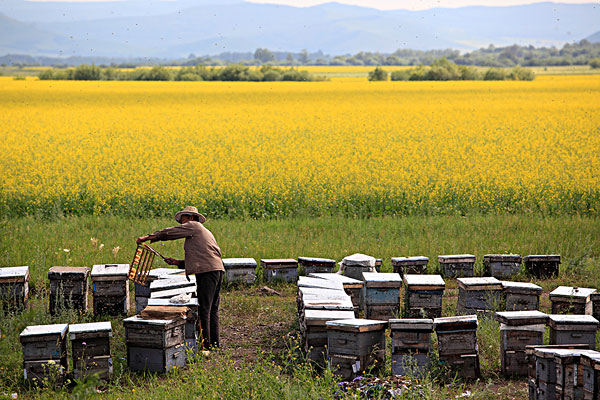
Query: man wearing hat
xmin=137 ymin=206 xmax=224 ymax=349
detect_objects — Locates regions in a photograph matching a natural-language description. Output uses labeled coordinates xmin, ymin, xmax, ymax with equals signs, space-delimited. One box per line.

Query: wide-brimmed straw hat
xmin=174 ymin=206 xmax=206 ymax=224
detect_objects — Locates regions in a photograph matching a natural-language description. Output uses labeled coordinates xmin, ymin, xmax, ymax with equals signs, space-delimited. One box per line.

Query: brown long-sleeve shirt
xmin=149 ymin=221 xmax=224 ymax=275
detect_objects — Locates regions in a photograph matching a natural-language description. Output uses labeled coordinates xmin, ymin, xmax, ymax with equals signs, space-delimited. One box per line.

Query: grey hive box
xmin=91 ymin=264 xmax=130 ymax=316
xmin=438 ymin=254 xmax=476 ymax=278
xmin=550 ymin=286 xmax=597 ymax=315
xmin=309 ymin=273 xmax=364 ymax=316
xmin=20 ymin=323 xmax=69 ymax=384
xmin=495 ymin=310 xmax=548 ymax=377
xmin=0 ymin=266 xmax=29 ymax=311
xmin=340 ymin=254 xmax=376 ymax=281
xmin=148 ymin=298 xmax=199 ymax=353
xmin=549 ymin=314 xmax=599 ymax=350
xmin=456 ymin=277 xmax=503 ymax=315
xmin=223 ymin=258 xmax=257 ymax=285
xmin=403 ymin=274 xmax=445 ymax=319
xmin=524 ymin=254 xmax=561 ymax=279
xmin=261 ymin=259 xmax=298 ymax=283
xmin=586 ymin=293 xmax=600 ymax=322
xmin=580 ymin=351 xmax=600 ymax=400
xmin=389 ymin=318 xmax=433 ymax=377
xmin=326 ymin=319 xmax=387 ymax=380
xmin=69 ymin=321 xmax=113 ymax=381
xmin=361 ymin=272 xmax=402 ymax=321
xmin=483 ymin=254 xmax=522 ymax=279
xmin=434 ymin=315 xmax=480 ymax=379
xmin=48 ymin=266 xmax=90 ymax=315
xmin=501 ymin=281 xmax=542 ymax=311
xmin=391 ymin=256 xmax=429 ymax=275
xmin=300 ymin=309 xmax=355 ymax=365
xmin=298 ymin=257 xmax=336 ymax=276
xmin=552 ymin=349 xmax=596 ymax=400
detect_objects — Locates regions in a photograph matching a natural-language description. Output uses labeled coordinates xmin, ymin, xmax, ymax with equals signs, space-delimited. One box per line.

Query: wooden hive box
xmin=552 ymin=349 xmax=597 ymax=400
xmin=149 ymin=276 xmax=196 ymax=300
xmin=91 ymin=264 xmax=130 ymax=316
xmin=0 ymin=266 xmax=29 ymax=311
xmin=550 ymin=286 xmax=596 ymax=315
xmin=434 ymin=315 xmax=481 ymax=379
xmin=495 ymin=311 xmax=548 ymax=377
xmin=20 ymin=323 xmax=68 ymax=384
xmin=391 ymin=256 xmax=429 ymax=275
xmin=69 ymin=321 xmax=113 ymax=380
xmin=549 ymin=315 xmax=599 ymax=350
xmin=297 ymin=287 xmax=354 ymax=323
xmin=403 ymin=274 xmax=445 ymax=319
xmin=524 ymin=254 xmax=560 ymax=279
xmin=127 ymin=344 xmax=186 ymax=374
xmin=580 ymin=351 xmax=600 ymax=400
xmin=501 ymin=281 xmax=542 ymax=311
xmin=340 ymin=254 xmax=376 ymax=281
xmin=298 ymin=257 xmax=336 ymax=276
xmin=326 ymin=319 xmax=387 ymax=380
xmin=309 ymin=273 xmax=364 ymax=316
xmin=150 ymin=286 xmax=196 ymax=300
xmin=48 ymin=266 xmax=90 ymax=315
xmin=361 ymin=272 xmax=402 ymax=320
xmin=389 ymin=318 xmax=433 ymax=377
xmin=456 ymin=277 xmax=503 ymax=315
xmin=134 ymin=268 xmax=182 ymax=298
xmin=586 ymin=293 xmax=600 ymax=322
xmin=300 ymin=309 xmax=355 ymax=365
xmin=527 ymin=344 xmax=590 ymax=382
xmin=261 ymin=259 xmax=298 ymax=283
xmin=438 ymin=254 xmax=476 ymax=278
xmin=123 ymin=316 xmax=186 ymax=349
xmin=483 ymin=254 xmax=522 ymax=279
xmin=148 ymin=298 xmax=199 ymax=352
xmin=223 ymin=258 xmax=257 ymax=285
xmin=298 ymin=276 xmax=344 ymax=291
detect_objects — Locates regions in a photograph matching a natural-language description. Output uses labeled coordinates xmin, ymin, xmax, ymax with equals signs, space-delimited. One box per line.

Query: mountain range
xmin=1 ymin=0 xmax=599 ymax=58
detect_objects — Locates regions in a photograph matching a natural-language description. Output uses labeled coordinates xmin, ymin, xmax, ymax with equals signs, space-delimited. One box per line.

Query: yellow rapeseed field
xmin=0 ymin=74 xmax=598 ymax=217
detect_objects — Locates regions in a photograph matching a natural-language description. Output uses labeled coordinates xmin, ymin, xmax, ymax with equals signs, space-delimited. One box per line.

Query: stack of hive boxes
xmin=309 ymin=273 xmax=364 ymax=316
xmin=222 ymin=258 xmax=257 ymax=285
xmin=149 ymin=275 xmax=196 ymax=301
xmin=20 ymin=323 xmax=68 ymax=385
xmin=389 ymin=318 xmax=433 ymax=377
xmin=261 ymin=259 xmax=298 ymax=283
xmin=403 ymin=274 xmax=445 ymax=318
xmin=48 ymin=267 xmax=90 ymax=315
xmin=434 ymin=315 xmax=480 ymax=379
xmin=483 ymin=254 xmax=522 ymax=279
xmin=134 ymin=268 xmax=181 ymax=313
xmin=0 ymin=266 xmax=29 ymax=311
xmin=361 ymin=272 xmax=402 ymax=320
xmin=69 ymin=321 xmax=113 ymax=381
xmin=501 ymin=281 xmax=542 ymax=311
xmin=438 ymin=254 xmax=476 ymax=278
xmin=550 ymin=286 xmax=596 ymax=314
xmin=456 ymin=277 xmax=503 ymax=315
xmin=148 ymin=297 xmax=199 ymax=353
xmin=298 ymin=257 xmax=336 ymax=276
xmin=391 ymin=256 xmax=428 ymax=275
xmin=91 ymin=264 xmax=130 ymax=316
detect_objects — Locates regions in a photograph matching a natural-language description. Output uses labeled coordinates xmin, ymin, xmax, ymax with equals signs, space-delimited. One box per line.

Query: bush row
xmin=38 ymin=64 xmax=325 ymax=82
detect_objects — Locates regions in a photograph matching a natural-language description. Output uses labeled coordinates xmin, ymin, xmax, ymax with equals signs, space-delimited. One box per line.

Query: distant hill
xmin=0 ymin=1 xmax=599 ymax=57
xmin=587 ymin=31 xmax=600 ymax=43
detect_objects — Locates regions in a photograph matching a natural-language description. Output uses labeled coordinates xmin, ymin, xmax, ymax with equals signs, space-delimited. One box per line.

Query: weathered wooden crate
xmin=586 ymin=293 xmax=600 ymax=322
xmin=392 ymin=353 xmax=430 ymax=377
xmin=439 ymin=353 xmax=481 ymax=380
xmin=524 ymin=254 xmax=560 ymax=279
xmin=148 ymin=298 xmax=199 ymax=349
xmin=23 ymin=359 xmax=67 ymax=385
xmin=536 ymin=380 xmax=557 ymax=400
xmin=483 ymin=254 xmax=522 ymax=279
xmin=127 ymin=344 xmax=186 ymax=373
xmin=549 ymin=315 xmax=599 ymax=350
xmin=74 ymin=355 xmax=113 ymax=381
xmin=550 ymin=286 xmax=597 ymax=315
xmin=329 ymin=352 xmax=385 ymax=380
xmin=93 ymin=294 xmax=129 ymax=316
xmin=297 ymin=287 xmax=354 ymax=313
xmin=222 ymin=258 xmax=257 ymax=285
xmin=300 ymin=309 xmax=355 ymax=365
xmin=434 ymin=315 xmax=478 ymax=357
xmin=48 ymin=266 xmax=90 ymax=315
xmin=391 ymin=256 xmax=428 ymax=275
xmin=69 ymin=321 xmax=112 ymax=359
xmin=134 ymin=268 xmax=182 ymax=298
xmin=553 ymin=350 xmax=584 ymax=398
xmin=298 ymin=257 xmax=336 ymax=276
xmin=150 ymin=286 xmax=196 ymax=300
xmin=501 ymin=281 xmax=542 ymax=311
xmin=261 ymin=259 xmax=298 ymax=283
xmin=20 ymin=323 xmax=68 ymax=362
xmin=438 ymin=254 xmax=476 ymax=278
xmin=91 ymin=264 xmax=130 ymax=316
xmin=580 ymin=351 xmax=600 ymax=400
xmin=390 ymin=318 xmax=433 ymax=377
xmin=0 ymin=266 xmax=30 ymax=311
xmin=361 ymin=272 xmax=401 ymax=320
xmin=298 ymin=276 xmax=344 ymax=291
xmin=456 ymin=277 xmax=503 ymax=315
xmin=340 ymin=253 xmax=376 ymax=281
xmin=527 ymin=344 xmax=590 ymax=382
xmin=123 ymin=316 xmax=186 ymax=349
xmin=403 ymin=274 xmax=445 ymax=319
xmin=308 ymin=273 xmax=364 ymax=315
xmin=535 ymin=348 xmax=560 ymax=383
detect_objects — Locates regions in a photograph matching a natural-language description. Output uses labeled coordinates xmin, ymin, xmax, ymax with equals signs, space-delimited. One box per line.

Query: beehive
xmin=483 ymin=254 xmax=522 ymax=279
xmin=438 ymin=254 xmax=476 ymax=278
xmin=495 ymin=310 xmax=548 ymax=377
xmin=91 ymin=264 xmax=130 ymax=316
xmin=309 ymin=273 xmax=364 ymax=316
xmin=298 ymin=276 xmax=344 ymax=291
xmin=375 ymin=258 xmax=383 ymax=272
xmin=586 ymin=293 xmax=600 ymax=322
xmin=69 ymin=321 xmax=113 ymax=381
xmin=134 ymin=268 xmax=181 ymax=313
xmin=434 ymin=315 xmax=480 ymax=379
xmin=149 ymin=275 xmax=196 ymax=300
xmin=361 ymin=272 xmax=402 ymax=320
xmin=148 ymin=298 xmax=199 ymax=353
xmin=300 ymin=308 xmax=355 ymax=365
xmin=298 ymin=257 xmax=336 ymax=276
xmin=456 ymin=277 xmax=503 ymax=315
xmin=524 ymin=254 xmax=560 ymax=279
xmin=261 ymin=259 xmax=298 ymax=283
xmin=48 ymin=266 xmax=90 ymax=315
xmin=389 ymin=318 xmax=433 ymax=377
xmin=326 ymin=319 xmax=387 ymax=380
xmin=20 ymin=323 xmax=68 ymax=384
xmin=340 ymin=253 xmax=376 ymax=281
xmin=553 ymin=349 xmax=593 ymax=400
xmin=549 ymin=314 xmax=599 ymax=350
xmin=391 ymin=256 xmax=428 ymax=275
xmin=222 ymin=258 xmax=257 ymax=285
xmin=580 ymin=350 xmax=600 ymax=400
xmin=403 ymin=274 xmax=445 ymax=319
xmin=535 ymin=348 xmax=560 ymax=398
xmin=501 ymin=281 xmax=542 ymax=311
xmin=550 ymin=286 xmax=596 ymax=315
xmin=0 ymin=266 xmax=29 ymax=311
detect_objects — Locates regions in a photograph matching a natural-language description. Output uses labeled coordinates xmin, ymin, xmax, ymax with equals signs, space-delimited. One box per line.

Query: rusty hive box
xmin=222 ymin=258 xmax=257 ymax=285
xmin=501 ymin=281 xmax=542 ymax=311
xmin=483 ymin=254 xmax=522 ymax=279
xmin=261 ymin=258 xmax=298 ymax=283
xmin=123 ymin=316 xmax=186 ymax=349
xmin=403 ymin=274 xmax=445 ymax=319
xmin=457 ymin=277 xmax=503 ymax=315
xmin=0 ymin=266 xmax=30 ymax=310
xmin=550 ymin=286 xmax=596 ymax=315
xmin=391 ymin=256 xmax=429 ymax=275
xmin=298 ymin=257 xmax=336 ymax=275
xmin=524 ymin=254 xmax=561 ymax=279
xmin=91 ymin=264 xmax=130 ymax=316
xmin=549 ymin=314 xmax=599 ymax=350
xmin=438 ymin=254 xmax=476 ymax=278
xmin=20 ymin=324 xmax=68 ymax=362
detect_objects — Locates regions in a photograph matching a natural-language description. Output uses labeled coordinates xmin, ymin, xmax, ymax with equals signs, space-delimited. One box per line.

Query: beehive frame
xmin=128 ymin=244 xmax=162 ymax=285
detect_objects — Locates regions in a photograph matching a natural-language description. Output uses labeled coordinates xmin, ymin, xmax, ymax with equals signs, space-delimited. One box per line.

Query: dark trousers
xmin=195 ymin=270 xmax=223 ymax=349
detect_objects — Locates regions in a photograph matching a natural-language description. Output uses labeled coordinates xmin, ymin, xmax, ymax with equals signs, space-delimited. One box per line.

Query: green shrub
xmin=141 ymin=66 xmax=173 ymax=81
xmin=13 ymin=76 xmax=26 ymax=80
xmin=73 ymin=64 xmax=101 ymax=80
xmin=408 ymin=66 xmax=427 ymax=81
xmin=459 ymin=65 xmax=480 ymax=80
xmin=38 ymin=69 xmax=56 ymax=80
xmin=508 ymin=66 xmax=535 ymax=81
xmin=368 ymin=66 xmax=388 ymax=81
xmin=390 ymin=70 xmax=410 ymax=81
xmin=588 ymin=58 xmax=600 ymax=69
xmin=282 ymin=69 xmax=311 ymax=81
xmin=483 ymin=68 xmax=507 ymax=80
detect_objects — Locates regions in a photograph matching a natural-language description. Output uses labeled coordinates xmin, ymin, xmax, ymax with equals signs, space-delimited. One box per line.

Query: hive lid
xmin=457 ymin=277 xmax=502 ymax=291
xmin=48 ymin=266 xmax=90 ymax=278
xmin=581 ymin=351 xmax=600 ymax=369
xmin=298 ymin=276 xmax=344 ymax=291
xmin=148 ymin=298 xmax=199 ymax=307
xmin=500 ymin=281 xmax=543 ymax=293
xmin=549 ymin=286 xmax=596 ymax=302
xmin=389 ymin=318 xmax=434 ymax=330
xmin=150 ymin=286 xmax=196 ymax=299
xmin=548 ymin=314 xmax=599 ymax=328
xmin=434 ymin=315 xmax=478 ymax=330
xmin=341 ymin=253 xmax=376 ymax=267
xmin=148 ymin=268 xmax=182 ymax=278
xmin=91 ymin=264 xmax=129 ymax=279
xmin=69 ymin=322 xmax=112 ymax=339
xmin=298 ymin=286 xmax=350 ymax=300
xmin=301 ymin=298 xmax=354 ymax=311
xmin=438 ymin=254 xmax=476 ymax=263
xmin=123 ymin=316 xmax=178 ymax=326
xmin=0 ymin=266 xmax=29 ymax=282
xmin=362 ymin=272 xmax=402 ymax=287
xmin=495 ymin=310 xmax=548 ymax=326
xmin=325 ymin=318 xmax=387 ymax=332
xmin=260 ymin=259 xmax=297 ymax=269
xmin=298 ymin=257 xmax=336 ymax=265
xmin=150 ymin=277 xmax=196 ymax=291
xmin=304 ymin=309 xmax=356 ymax=326
xmin=403 ymin=274 xmax=445 ymax=289
xmin=308 ymin=273 xmax=363 ymax=286
xmin=391 ymin=256 xmax=429 ymax=265
xmin=553 ymin=349 xmax=599 ymax=364
xmin=483 ymin=254 xmax=522 ymax=262
xmin=222 ymin=258 xmax=257 ymax=268
xmin=524 ymin=255 xmax=561 ymax=263
xmin=533 ymin=347 xmax=588 ymax=359
xmin=20 ymin=323 xmax=68 ymax=339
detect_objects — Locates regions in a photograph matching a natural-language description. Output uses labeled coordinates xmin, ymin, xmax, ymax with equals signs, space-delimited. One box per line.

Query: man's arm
xmin=137 ymin=223 xmax=196 ymax=244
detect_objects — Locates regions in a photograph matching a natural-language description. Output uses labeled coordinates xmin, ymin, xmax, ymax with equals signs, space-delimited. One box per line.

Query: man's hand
xmin=164 ymin=257 xmax=180 ymax=266
xmin=136 ymin=235 xmax=150 ymax=244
